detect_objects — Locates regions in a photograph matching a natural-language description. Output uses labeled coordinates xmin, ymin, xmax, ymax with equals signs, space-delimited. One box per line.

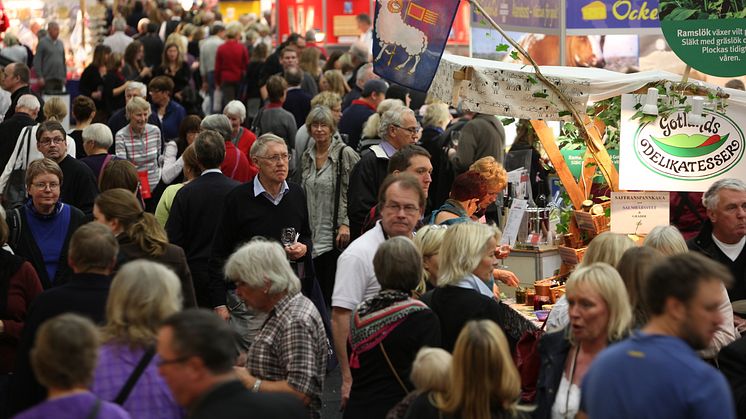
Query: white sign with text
xmin=610 ymin=192 xmax=670 ymax=235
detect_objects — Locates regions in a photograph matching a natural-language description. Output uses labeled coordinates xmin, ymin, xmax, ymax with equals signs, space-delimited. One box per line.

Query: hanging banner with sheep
xmin=372 ymin=0 xmax=461 ymax=92
xmin=619 ymin=93 xmax=746 ymax=192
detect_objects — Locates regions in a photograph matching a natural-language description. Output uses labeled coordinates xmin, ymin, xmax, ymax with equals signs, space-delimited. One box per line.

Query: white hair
xmin=126 ymin=81 xmax=147 ymax=98
xmin=378 ymin=105 xmax=414 ymax=140
xmin=223 ymin=100 xmax=247 ymax=123
xmin=250 ymin=133 xmax=286 ymax=159
xmin=703 ymin=178 xmax=746 ymax=210
xmin=17 ymin=94 xmax=40 ymax=111
xmin=113 ymin=17 xmax=127 ymax=32
xmin=224 ymin=239 xmax=301 ymax=295
xmin=82 ymin=123 xmax=113 ymax=149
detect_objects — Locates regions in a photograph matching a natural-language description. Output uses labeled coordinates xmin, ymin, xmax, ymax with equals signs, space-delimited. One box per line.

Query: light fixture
xmin=641 ymin=87 xmax=659 ymax=116
xmin=687 ymin=96 xmax=706 ymax=126
xmin=314 ymin=31 xmax=326 ymax=43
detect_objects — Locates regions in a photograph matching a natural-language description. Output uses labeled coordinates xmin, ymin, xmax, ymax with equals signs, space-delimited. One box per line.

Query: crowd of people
xmin=0 ymin=1 xmax=745 ymax=419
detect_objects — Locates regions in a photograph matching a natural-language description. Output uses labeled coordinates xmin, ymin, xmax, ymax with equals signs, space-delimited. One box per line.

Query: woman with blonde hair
xmin=91 ymin=260 xmax=183 ymax=418
xmin=413 ymin=224 xmax=448 ymax=289
xmin=319 ymin=69 xmax=350 ymax=98
xmin=299 ymin=47 xmax=322 ymax=86
xmin=93 ymin=189 xmax=196 ymax=307
xmin=644 ymin=225 xmax=689 ymax=255
xmin=534 ymin=263 xmax=631 ymax=419
xmin=545 ymin=232 xmax=635 ymax=333
xmin=421 ymin=222 xmax=508 ymax=352
xmin=405 ymin=320 xmax=528 ymax=419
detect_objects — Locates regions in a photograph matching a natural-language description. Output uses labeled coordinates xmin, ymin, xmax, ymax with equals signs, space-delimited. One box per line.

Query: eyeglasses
xmin=258 ymin=153 xmax=290 ymax=162
xmin=32 ymin=182 xmax=60 ymax=190
xmin=393 ymin=124 xmax=422 ymax=136
xmin=38 ymin=137 xmax=65 ymax=146
xmin=383 ymin=203 xmax=420 ymax=215
xmin=156 ymin=356 xmax=191 ymax=367
xmin=311 ymin=123 xmax=330 ymax=130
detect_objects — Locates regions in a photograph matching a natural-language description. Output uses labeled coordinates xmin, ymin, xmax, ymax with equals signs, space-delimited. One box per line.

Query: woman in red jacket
xmin=215 ymin=22 xmax=249 ymax=111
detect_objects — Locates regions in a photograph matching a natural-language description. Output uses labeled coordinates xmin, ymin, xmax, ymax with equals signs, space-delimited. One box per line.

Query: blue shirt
xmin=253 ymin=175 xmax=289 ymax=206
xmin=24 ymin=201 xmax=71 ymax=284
xmin=152 ymin=99 xmax=186 ymax=142
xmin=581 ymin=332 xmax=736 ymax=419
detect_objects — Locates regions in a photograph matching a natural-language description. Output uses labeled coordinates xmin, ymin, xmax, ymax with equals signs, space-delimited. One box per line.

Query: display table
xmin=498 ymin=298 xmax=543 ymax=341
xmin=502 ymin=247 xmax=562 ymax=298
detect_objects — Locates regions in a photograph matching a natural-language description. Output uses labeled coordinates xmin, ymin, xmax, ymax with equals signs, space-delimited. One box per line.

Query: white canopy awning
xmin=430 ymin=53 xmax=746 ymax=120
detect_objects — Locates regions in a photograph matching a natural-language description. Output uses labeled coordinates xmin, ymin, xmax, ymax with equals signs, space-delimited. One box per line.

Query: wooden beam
xmin=530 ymin=120 xmax=586 ymax=210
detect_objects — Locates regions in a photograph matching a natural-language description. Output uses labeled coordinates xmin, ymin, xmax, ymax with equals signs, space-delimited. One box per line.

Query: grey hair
xmin=362 ymin=99 xmax=404 ymax=139
xmin=305 ymin=106 xmax=336 ymax=136
xmin=223 ymin=100 xmax=246 ymax=122
xmin=702 ymin=178 xmax=746 ymax=210
xmin=125 ymin=96 xmax=151 ymax=118
xmin=3 ymin=33 xmax=18 ymax=46
xmin=224 ymin=238 xmax=301 ymax=296
xmin=644 ymin=225 xmax=688 ymax=256
xmin=356 ymin=63 xmax=375 ymax=89
xmin=113 ymin=17 xmax=127 ymax=32
xmin=126 ymin=81 xmax=147 ymax=98
xmin=349 ymin=42 xmax=369 ymax=63
xmin=373 ymin=236 xmax=423 ymax=292
xmin=82 ymin=123 xmax=113 ymax=149
xmin=200 ymin=114 xmax=232 ymax=141
xmin=194 ymin=129 xmax=226 ymax=169
xmin=379 ymin=105 xmax=414 ymax=140
xmin=250 ymin=133 xmax=286 ymax=159
xmin=17 ymin=94 xmax=40 ymax=111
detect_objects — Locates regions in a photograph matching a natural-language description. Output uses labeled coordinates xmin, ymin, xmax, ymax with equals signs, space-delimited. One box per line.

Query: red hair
xmin=450 ymin=171 xmax=487 ymax=201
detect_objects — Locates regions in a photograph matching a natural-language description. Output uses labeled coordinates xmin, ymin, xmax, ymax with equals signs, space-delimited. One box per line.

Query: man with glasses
xmin=338 ymin=78 xmax=388 ymax=151
xmin=331 ymin=174 xmax=425 ymax=410
xmin=347 ymin=103 xmax=420 ymax=240
xmin=156 ymin=309 xmax=306 ymax=418
xmin=208 ymin=134 xmax=313 ymax=354
xmin=35 ymin=121 xmax=97 ymax=215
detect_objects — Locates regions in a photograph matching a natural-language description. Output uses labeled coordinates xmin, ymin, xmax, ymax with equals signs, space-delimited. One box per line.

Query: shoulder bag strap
xmin=98 ymin=154 xmax=114 ymax=180
xmin=84 ymin=398 xmax=102 ymax=419
xmin=23 ymin=127 xmax=32 ymax=167
xmin=8 ymin=208 xmax=22 ymax=250
xmin=231 ymin=147 xmax=241 ymax=178
xmin=380 ymin=341 xmax=410 ymax=395
xmin=113 ymin=346 xmax=156 ymax=405
xmin=332 ymin=146 xmax=346 ymax=245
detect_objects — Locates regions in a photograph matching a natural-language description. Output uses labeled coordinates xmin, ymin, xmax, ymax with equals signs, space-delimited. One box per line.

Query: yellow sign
xmin=581 ymin=1 xmax=608 ymax=20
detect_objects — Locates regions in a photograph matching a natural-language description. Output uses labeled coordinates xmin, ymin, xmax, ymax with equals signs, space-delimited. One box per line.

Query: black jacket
xmin=347 ymin=145 xmax=389 ymax=241
xmin=532 ymin=328 xmax=571 ymax=419
xmin=687 ymin=220 xmax=746 ymax=301
xmin=0 ymin=112 xmax=36 ymax=172
xmin=5 ymin=85 xmax=44 ymax=122
xmin=718 ymin=336 xmax=746 ymax=418
xmin=58 ymin=155 xmax=98 ymax=216
xmin=190 ymin=380 xmax=306 ymax=419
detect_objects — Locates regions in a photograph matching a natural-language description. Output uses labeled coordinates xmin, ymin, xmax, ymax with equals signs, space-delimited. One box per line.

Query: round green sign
xmin=659 ymin=2 xmax=746 ymax=77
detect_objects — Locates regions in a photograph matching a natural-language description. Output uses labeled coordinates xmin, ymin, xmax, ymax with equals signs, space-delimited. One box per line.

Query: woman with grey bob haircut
xmin=226 ymin=238 xmax=329 ymax=418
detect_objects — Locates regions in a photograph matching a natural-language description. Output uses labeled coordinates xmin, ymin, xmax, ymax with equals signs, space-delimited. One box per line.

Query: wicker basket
xmin=573 ymin=202 xmax=610 ymax=234
xmin=558 ymin=246 xmax=586 ymax=265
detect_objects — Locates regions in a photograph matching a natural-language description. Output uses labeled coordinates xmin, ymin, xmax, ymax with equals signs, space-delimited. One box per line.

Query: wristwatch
xmin=251 ymin=378 xmax=262 ymax=393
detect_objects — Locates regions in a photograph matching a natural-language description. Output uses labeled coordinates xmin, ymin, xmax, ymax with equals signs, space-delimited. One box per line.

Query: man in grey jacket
xmin=447 ymin=112 xmax=505 ymax=174
xmin=33 ymin=22 xmax=66 ymax=94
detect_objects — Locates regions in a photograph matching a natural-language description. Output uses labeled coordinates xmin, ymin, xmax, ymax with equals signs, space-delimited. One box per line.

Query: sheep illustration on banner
xmin=373 ymin=0 xmax=460 ymax=92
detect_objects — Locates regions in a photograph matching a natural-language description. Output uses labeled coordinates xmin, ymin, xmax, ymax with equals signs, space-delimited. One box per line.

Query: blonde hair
xmin=410 ymin=347 xmax=452 ymax=392
xmin=580 ymin=232 xmax=635 ymax=267
xmin=321 ymin=69 xmax=350 ymax=98
xmin=438 ymin=223 xmax=500 ymax=287
xmin=565 ymin=262 xmax=632 ymax=344
xmin=469 ymin=157 xmax=507 ymax=191
xmin=422 ymin=102 xmax=451 ymax=128
xmin=616 ymin=247 xmax=664 ymax=327
xmin=413 ymin=224 xmax=448 ymax=286
xmin=644 ymin=225 xmax=688 ymax=256
xmin=299 ymin=47 xmax=321 ymax=79
xmin=434 ymin=320 xmax=521 ymax=417
xmin=43 ymin=96 xmax=67 ymax=121
xmin=95 ymin=189 xmax=169 ymax=256
xmin=102 ymin=260 xmax=182 ymax=347
xmin=362 ymin=99 xmax=404 ymax=139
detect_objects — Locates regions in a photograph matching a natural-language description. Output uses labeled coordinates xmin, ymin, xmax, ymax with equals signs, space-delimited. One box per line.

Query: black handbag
xmin=2 ymin=127 xmax=33 ymax=210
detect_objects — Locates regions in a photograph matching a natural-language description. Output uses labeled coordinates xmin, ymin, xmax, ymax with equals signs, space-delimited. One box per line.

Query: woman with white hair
xmin=91 ymin=260 xmax=183 ymax=419
xmin=215 ymin=23 xmax=249 ymax=107
xmin=79 ymin=123 xmax=120 ymax=183
xmin=420 ymin=222 xmax=506 ymax=352
xmin=228 ymin=239 xmax=328 ymax=419
xmin=223 ymin=100 xmax=257 ymax=161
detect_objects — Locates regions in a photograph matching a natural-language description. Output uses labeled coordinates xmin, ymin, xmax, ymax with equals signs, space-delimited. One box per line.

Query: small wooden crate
xmin=573 ymin=202 xmax=610 ymax=234
xmin=558 ymin=246 xmax=586 ymax=265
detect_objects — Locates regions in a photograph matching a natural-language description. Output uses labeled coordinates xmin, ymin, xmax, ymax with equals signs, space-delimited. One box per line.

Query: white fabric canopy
xmin=430 ymin=53 xmax=746 ymax=120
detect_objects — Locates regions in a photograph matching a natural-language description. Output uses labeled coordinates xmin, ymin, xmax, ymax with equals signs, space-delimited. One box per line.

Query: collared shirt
xmin=103 ymin=31 xmax=134 ymax=55
xmin=114 ymin=123 xmax=162 ymax=188
xmin=379 ymin=140 xmax=397 ymax=158
xmin=202 ymin=168 xmax=223 ymax=176
xmin=453 ymin=273 xmax=494 ymax=299
xmin=253 ymin=175 xmax=289 ymax=206
xmin=247 ymin=292 xmax=328 ymax=419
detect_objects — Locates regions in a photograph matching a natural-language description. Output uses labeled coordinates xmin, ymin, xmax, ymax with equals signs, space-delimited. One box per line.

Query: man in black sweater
xmin=9 ymin=223 xmax=119 ymax=415
xmin=208 ymin=133 xmax=312 ymax=352
xmin=166 ymin=130 xmax=239 ymax=308
xmin=36 ymin=121 xmax=98 ymax=215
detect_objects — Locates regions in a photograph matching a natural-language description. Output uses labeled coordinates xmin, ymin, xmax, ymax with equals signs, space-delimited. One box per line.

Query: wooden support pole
xmin=531 ymin=120 xmax=586 ymax=210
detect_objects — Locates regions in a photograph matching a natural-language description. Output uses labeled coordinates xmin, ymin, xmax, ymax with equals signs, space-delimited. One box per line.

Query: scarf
xmin=349 ymin=289 xmax=428 ymax=368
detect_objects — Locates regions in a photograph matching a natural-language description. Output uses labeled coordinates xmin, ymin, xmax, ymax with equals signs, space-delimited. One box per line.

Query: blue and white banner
xmin=373 ymin=0 xmax=461 ymax=92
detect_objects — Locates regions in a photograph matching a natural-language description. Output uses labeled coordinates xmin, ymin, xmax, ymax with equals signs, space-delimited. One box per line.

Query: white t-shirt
xmin=713 ymin=234 xmax=746 ymax=262
xmin=331 ymin=221 xmax=386 ymax=310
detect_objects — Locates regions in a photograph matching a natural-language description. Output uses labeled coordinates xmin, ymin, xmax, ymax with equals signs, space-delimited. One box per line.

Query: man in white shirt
xmin=356 ymin=13 xmax=373 ymax=55
xmin=103 ymin=17 xmax=134 ymax=55
xmin=331 ymin=173 xmax=424 ymax=410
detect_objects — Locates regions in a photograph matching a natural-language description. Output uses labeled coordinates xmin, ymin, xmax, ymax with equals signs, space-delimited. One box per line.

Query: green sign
xmin=659 ymin=2 xmax=746 ymax=77
xmin=561 ymin=149 xmax=620 ymax=179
